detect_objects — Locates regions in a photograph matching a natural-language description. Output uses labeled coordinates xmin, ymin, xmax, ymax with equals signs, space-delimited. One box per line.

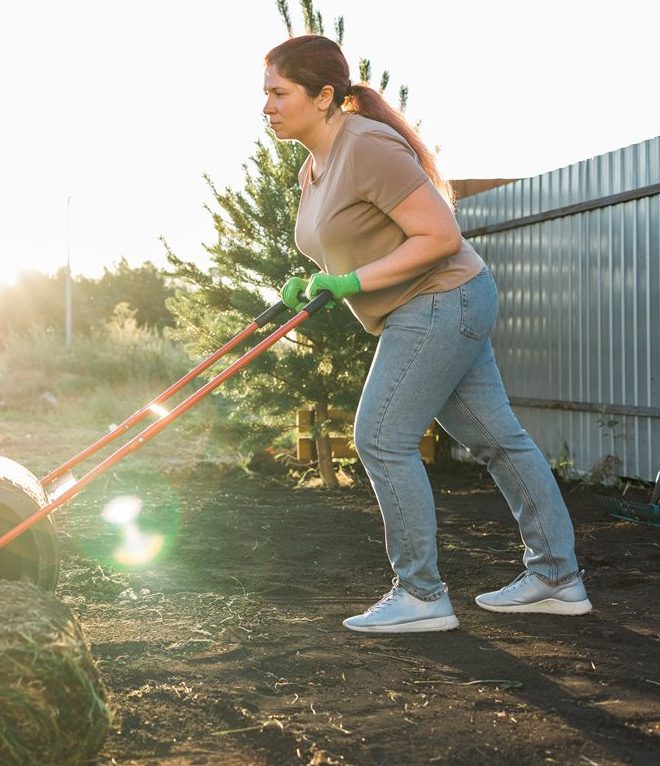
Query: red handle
xmin=0 ymin=293 xmax=330 ymax=551
xmin=41 ymin=301 xmax=289 ymax=487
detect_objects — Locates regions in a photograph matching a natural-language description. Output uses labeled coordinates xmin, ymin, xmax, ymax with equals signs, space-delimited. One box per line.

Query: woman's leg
xmin=436 ymin=339 xmax=580 ymax=585
xmin=354 ymin=271 xmax=498 ymax=600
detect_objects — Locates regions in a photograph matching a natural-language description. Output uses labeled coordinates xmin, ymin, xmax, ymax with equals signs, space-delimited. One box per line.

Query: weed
xmin=549 ymin=441 xmax=580 ymax=481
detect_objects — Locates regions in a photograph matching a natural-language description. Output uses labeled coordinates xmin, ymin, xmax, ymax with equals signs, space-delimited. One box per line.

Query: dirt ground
xmin=37 ymin=453 xmax=658 ymax=766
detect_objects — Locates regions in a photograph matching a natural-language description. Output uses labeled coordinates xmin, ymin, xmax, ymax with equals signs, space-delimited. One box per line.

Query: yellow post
xmin=296 ymin=409 xmax=438 ymax=464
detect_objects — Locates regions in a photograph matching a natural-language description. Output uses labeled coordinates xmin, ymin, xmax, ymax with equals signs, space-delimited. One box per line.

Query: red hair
xmin=265 ymin=35 xmax=456 ymax=210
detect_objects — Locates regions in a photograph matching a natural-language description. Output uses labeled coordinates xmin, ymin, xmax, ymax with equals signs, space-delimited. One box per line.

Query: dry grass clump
xmin=0 ymin=580 xmax=112 ymax=765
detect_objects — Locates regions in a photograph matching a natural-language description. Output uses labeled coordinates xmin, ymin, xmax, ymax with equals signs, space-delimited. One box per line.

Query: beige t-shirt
xmin=295 ymin=113 xmax=485 ymax=335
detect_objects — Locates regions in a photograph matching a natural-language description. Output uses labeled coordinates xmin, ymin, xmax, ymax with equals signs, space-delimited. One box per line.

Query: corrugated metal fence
xmin=456 ymin=137 xmax=660 ymax=481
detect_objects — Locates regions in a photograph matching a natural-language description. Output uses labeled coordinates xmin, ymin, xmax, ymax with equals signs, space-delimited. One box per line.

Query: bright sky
xmin=0 ymin=0 xmax=658 ymax=287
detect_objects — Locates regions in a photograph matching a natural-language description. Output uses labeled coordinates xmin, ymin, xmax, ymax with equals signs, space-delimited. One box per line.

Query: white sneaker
xmin=475 ymin=570 xmax=592 ymax=615
xmin=343 ymin=586 xmax=459 ymax=633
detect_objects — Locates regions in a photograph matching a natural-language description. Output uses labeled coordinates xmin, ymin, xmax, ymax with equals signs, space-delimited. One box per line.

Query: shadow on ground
xmin=56 ymin=459 xmax=659 ymax=766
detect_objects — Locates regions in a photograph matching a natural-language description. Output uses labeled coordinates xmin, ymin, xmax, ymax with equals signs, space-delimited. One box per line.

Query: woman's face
xmin=263 ymin=66 xmax=323 ymax=143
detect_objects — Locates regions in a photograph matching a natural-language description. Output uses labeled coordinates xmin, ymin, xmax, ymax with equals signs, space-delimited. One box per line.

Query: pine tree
xmin=166 ymin=0 xmax=410 ymax=486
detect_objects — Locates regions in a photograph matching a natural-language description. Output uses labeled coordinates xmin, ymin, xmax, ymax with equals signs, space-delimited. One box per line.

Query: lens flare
xmin=102 ymin=495 xmax=142 ymax=524
xmin=114 ymin=525 xmax=165 ymax=566
xmin=102 ymin=494 xmax=165 ymax=566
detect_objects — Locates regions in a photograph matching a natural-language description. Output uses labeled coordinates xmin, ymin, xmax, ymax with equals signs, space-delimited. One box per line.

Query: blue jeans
xmin=354 ymin=268 xmax=579 ymax=600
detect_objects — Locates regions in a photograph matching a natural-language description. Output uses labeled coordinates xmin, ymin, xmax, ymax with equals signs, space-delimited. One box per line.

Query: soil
xmin=45 ymin=457 xmax=660 ymax=764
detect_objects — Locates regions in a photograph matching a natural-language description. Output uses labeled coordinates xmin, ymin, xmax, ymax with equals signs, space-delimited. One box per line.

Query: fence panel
xmin=457 ymin=137 xmax=660 ymax=481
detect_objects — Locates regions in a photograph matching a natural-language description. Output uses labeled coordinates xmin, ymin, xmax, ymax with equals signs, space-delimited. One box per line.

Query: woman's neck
xmin=304 ymin=112 xmax=348 ymax=178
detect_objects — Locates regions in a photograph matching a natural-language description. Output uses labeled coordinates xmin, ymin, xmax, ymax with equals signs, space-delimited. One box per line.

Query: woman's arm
xmin=355 ymin=181 xmax=463 ymax=292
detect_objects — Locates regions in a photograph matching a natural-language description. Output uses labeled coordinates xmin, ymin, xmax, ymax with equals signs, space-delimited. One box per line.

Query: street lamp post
xmin=65 ymin=195 xmax=72 ymax=350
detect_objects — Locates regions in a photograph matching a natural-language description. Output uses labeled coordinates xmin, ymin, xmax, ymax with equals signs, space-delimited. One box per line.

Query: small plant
xmin=592 ymin=410 xmax=625 ymax=487
xmin=588 ymin=454 xmax=622 ymax=487
xmin=549 ymin=441 xmax=579 ymax=481
xmin=597 ymin=411 xmax=619 ymax=432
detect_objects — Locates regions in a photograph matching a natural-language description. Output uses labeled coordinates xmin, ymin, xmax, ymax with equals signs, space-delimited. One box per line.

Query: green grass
xmin=0 ymin=326 xmax=237 ymax=477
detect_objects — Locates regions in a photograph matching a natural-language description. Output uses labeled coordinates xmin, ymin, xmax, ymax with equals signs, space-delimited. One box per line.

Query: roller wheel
xmin=0 ymin=456 xmax=59 ymax=590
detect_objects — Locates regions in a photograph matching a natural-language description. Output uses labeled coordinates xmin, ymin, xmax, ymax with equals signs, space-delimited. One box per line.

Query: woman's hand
xmin=280 ymin=276 xmax=309 ymax=311
xmin=305 ymin=271 xmax=361 ymax=308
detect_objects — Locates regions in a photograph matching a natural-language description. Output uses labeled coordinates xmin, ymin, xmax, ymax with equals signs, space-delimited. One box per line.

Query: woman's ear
xmin=316 ymin=84 xmax=336 ymax=112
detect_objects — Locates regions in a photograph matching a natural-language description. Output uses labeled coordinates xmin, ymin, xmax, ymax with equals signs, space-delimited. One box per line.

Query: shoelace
xmin=500 ymin=571 xmax=534 ymax=593
xmin=501 ymin=570 xmax=585 ymax=594
xmin=367 ymin=587 xmax=401 ymax=613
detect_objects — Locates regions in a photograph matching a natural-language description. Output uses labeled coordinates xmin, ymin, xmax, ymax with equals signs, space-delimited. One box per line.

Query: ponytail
xmin=343 ymin=83 xmax=456 ymax=210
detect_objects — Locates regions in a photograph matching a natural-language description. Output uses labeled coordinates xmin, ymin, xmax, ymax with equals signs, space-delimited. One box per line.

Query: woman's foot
xmin=475 ymin=571 xmax=592 ymax=614
xmin=343 ymin=586 xmax=459 ymax=633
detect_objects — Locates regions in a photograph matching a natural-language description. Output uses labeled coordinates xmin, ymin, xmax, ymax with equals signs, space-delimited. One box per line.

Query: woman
xmin=264 ymin=35 xmax=592 ymax=633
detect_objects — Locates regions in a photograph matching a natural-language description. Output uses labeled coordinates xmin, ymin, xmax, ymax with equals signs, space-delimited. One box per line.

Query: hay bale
xmin=0 ymin=581 xmax=112 ymax=765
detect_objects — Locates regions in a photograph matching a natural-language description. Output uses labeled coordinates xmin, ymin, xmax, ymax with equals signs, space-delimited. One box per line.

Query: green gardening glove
xmin=305 ymin=271 xmax=361 ymax=309
xmin=280 ymin=276 xmax=308 ymax=312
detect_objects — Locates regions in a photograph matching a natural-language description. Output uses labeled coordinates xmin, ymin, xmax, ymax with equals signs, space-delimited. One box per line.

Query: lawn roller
xmin=0 ymin=291 xmax=331 ymax=589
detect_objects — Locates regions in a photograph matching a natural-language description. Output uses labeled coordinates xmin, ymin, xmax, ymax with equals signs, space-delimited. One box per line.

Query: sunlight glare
xmin=148 ymin=404 xmax=169 ymax=419
xmin=102 ymin=494 xmax=165 ymax=566
xmin=46 ymin=471 xmax=77 ymax=502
